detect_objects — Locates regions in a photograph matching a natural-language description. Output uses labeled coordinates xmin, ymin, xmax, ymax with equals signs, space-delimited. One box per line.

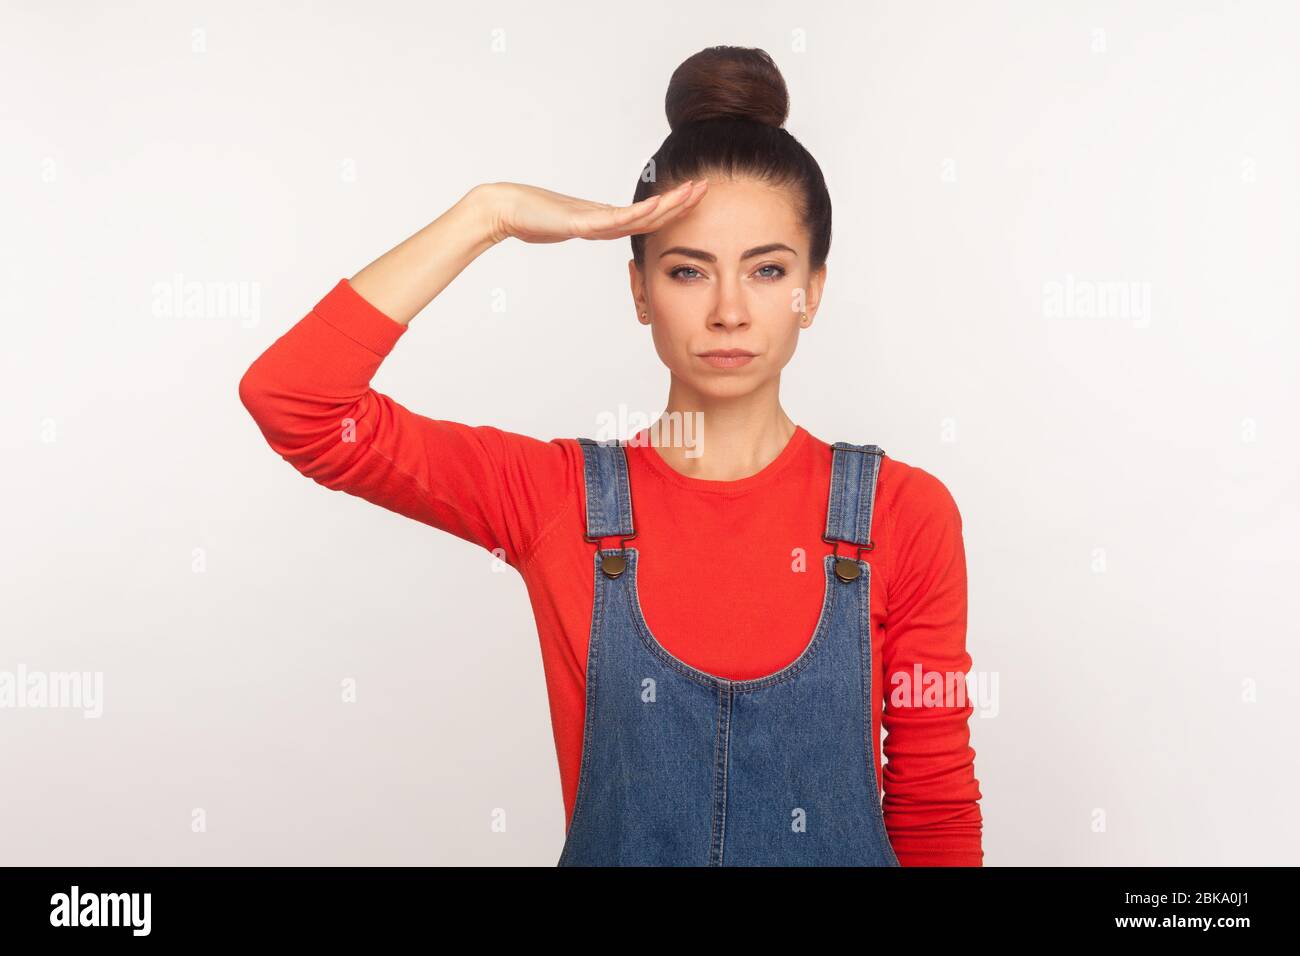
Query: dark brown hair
xmin=630 ymin=46 xmax=832 ymax=272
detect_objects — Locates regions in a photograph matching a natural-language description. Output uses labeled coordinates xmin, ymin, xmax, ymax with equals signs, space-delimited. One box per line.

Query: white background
xmin=2 ymin=0 xmax=1296 ymax=865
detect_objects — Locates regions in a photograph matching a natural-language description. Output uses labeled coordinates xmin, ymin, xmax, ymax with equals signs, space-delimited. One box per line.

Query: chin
xmin=684 ymin=375 xmax=760 ymax=400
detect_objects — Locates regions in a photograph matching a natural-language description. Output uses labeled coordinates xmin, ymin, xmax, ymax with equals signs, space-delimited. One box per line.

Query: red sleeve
xmin=237 ymin=277 xmax=574 ymax=569
xmin=879 ymin=461 xmax=984 ymax=866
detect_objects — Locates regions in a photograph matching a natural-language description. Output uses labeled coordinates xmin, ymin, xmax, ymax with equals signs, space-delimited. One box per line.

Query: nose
xmin=709 ymin=286 xmax=750 ymax=332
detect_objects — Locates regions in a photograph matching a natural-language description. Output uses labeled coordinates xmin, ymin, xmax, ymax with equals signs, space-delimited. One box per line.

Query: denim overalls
xmin=558 ymin=436 xmax=901 ymax=867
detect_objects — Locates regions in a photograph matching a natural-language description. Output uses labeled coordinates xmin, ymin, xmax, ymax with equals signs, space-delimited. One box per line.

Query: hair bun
xmin=664 ymin=46 xmax=789 ymax=131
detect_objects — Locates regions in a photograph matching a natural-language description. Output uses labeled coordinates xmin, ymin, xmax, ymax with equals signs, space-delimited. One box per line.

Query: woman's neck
xmin=643 ymin=381 xmax=798 ymax=482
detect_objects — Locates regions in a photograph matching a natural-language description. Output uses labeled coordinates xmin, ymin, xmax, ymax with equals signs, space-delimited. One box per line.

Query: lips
xmin=698 ymin=349 xmax=757 ymax=368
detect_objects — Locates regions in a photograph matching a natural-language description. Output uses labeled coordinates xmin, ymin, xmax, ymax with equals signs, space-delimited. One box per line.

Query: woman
xmin=239 ymin=46 xmax=983 ymax=866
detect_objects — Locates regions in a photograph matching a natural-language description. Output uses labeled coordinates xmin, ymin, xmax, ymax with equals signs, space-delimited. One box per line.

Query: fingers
xmin=578 ymin=180 xmax=706 ymax=240
xmin=627 ymin=180 xmax=707 ymax=235
xmin=572 ymin=191 xmax=668 ymax=239
xmin=593 ymin=192 xmax=668 ymax=233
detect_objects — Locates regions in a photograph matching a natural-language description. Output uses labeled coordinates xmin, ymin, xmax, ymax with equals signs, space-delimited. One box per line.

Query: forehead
xmin=646 ymin=177 xmax=805 ymax=256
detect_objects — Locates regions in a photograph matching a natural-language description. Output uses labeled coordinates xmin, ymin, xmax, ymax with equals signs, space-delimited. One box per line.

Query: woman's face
xmin=630 ymin=176 xmax=825 ymax=399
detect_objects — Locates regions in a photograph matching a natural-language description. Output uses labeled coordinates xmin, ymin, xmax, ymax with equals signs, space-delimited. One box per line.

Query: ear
xmin=629 ymin=258 xmax=650 ymax=325
xmin=802 ymin=263 xmax=827 ymax=326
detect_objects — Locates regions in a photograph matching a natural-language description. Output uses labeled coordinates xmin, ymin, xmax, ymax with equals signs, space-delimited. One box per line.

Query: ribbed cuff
xmin=311 ymin=278 xmax=408 ymax=357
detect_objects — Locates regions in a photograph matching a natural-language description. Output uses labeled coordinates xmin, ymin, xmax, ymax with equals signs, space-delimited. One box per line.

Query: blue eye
xmin=669 ymin=264 xmax=787 ymax=281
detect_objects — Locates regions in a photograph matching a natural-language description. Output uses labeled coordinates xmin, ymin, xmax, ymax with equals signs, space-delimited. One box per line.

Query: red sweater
xmin=239 ymin=278 xmax=984 ymax=866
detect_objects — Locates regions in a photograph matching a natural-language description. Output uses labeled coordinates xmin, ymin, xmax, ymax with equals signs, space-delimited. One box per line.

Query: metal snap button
xmin=601 ymin=554 xmax=627 ymax=578
xmin=833 ymin=557 xmax=860 ymax=582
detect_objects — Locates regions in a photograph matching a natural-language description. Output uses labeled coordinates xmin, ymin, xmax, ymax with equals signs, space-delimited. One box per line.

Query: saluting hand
xmin=480 ymin=179 xmax=709 ymax=245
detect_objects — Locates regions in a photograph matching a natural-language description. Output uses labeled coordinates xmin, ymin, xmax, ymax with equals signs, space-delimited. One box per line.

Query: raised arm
xmin=237 ymin=181 xmax=707 ymax=567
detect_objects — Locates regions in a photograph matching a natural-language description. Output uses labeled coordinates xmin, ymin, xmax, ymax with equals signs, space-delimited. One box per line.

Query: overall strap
xmin=824 ymin=442 xmax=885 ymax=550
xmin=576 ymin=438 xmax=635 ymax=542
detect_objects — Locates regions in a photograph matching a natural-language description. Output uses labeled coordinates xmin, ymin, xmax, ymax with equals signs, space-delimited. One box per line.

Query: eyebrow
xmin=658 ymin=243 xmax=798 ymax=262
